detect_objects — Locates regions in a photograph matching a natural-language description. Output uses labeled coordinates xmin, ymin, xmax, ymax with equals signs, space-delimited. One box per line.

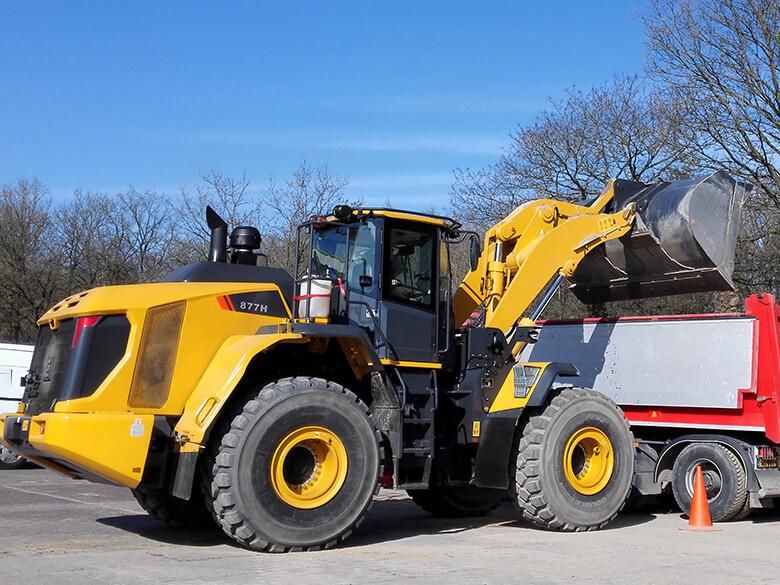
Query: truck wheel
xmin=206 ymin=377 xmax=380 ymax=552
xmin=0 ymin=444 xmax=26 ymax=470
xmin=671 ymin=443 xmax=747 ymax=522
xmin=132 ymin=487 xmax=214 ymax=528
xmin=512 ymin=387 xmax=634 ymax=531
xmin=407 ymin=485 xmax=505 ymax=517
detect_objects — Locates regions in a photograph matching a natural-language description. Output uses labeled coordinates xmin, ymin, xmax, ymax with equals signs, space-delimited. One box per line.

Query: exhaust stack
xmin=569 ymin=171 xmax=749 ymax=303
xmin=206 ymin=206 xmax=228 ymax=263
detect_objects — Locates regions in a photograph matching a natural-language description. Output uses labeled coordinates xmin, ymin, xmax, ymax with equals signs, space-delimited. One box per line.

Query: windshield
xmin=311 ymin=225 xmax=348 ymax=279
xmin=307 ymin=221 xmax=378 ymax=294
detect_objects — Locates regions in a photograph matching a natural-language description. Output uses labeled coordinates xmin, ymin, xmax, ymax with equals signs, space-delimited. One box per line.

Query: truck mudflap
xmin=1 ymin=412 xmax=157 ymax=487
xmin=569 ymin=171 xmax=749 ymax=303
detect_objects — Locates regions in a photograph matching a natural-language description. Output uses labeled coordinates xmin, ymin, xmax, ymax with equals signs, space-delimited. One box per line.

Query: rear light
xmin=755 ymin=445 xmax=779 ymax=469
xmin=72 ymin=316 xmax=101 ymax=348
xmin=128 ymin=302 xmax=186 ymax=408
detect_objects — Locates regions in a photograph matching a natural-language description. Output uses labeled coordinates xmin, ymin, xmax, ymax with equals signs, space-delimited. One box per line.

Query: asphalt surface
xmin=1 ymin=468 xmax=779 ymax=585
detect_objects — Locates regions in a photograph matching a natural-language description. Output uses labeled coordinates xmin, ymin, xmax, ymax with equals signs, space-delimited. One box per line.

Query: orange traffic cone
xmin=684 ymin=465 xmax=716 ymax=531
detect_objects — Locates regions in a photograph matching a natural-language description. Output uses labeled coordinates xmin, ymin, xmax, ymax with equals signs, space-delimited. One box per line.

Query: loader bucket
xmin=569 ymin=171 xmax=749 ymax=304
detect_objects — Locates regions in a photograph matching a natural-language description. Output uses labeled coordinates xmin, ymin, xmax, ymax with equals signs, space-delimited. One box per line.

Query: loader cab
xmin=296 ymin=208 xmax=458 ymax=363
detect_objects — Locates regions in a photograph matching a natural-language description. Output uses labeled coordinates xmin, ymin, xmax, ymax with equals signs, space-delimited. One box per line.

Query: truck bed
xmin=520 ymin=294 xmax=780 ymax=442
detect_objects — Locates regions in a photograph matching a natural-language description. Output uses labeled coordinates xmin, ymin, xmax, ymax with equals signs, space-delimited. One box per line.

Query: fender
xmin=173 ymin=332 xmax=304 ymax=446
xmin=654 ymin=434 xmax=758 ymax=492
xmin=473 ymin=361 xmax=579 ymax=489
xmin=166 ymin=332 xmax=303 ymax=499
xmin=168 ymin=326 xmax=389 ymax=500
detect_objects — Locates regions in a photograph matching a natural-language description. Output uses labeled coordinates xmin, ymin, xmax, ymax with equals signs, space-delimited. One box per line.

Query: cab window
xmin=384 ymin=225 xmax=435 ymax=308
xmin=347 ymin=222 xmax=377 ymax=294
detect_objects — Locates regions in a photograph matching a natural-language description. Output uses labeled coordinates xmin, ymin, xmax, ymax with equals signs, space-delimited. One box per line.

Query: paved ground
xmin=1 ymin=468 xmax=779 ymax=585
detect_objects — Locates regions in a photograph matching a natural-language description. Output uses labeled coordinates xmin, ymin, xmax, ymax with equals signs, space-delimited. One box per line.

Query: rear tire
xmin=512 ymin=387 xmax=634 ymax=531
xmin=205 ymin=377 xmax=380 ymax=552
xmin=132 ymin=487 xmax=214 ymax=528
xmin=0 ymin=444 xmax=26 ymax=470
xmin=408 ymin=485 xmax=505 ymax=517
xmin=671 ymin=443 xmax=747 ymax=522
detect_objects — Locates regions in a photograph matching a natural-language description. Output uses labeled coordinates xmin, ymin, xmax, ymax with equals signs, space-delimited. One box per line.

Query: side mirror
xmin=468 ymin=234 xmax=481 ymax=272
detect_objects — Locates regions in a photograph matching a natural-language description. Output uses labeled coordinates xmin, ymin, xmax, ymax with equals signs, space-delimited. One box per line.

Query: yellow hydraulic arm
xmin=453 ymin=181 xmax=636 ymax=356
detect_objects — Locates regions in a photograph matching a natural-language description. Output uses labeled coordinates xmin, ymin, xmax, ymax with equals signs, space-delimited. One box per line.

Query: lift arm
xmin=453 ymin=181 xmax=635 ymax=352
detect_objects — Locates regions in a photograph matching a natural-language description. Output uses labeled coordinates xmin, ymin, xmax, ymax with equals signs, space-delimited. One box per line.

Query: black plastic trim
xmin=473 ymin=410 xmax=522 ymax=489
xmin=258 ymin=322 xmax=385 ymax=373
xmin=525 ymin=362 xmax=580 ymax=408
xmin=163 ymin=262 xmax=294 ymax=302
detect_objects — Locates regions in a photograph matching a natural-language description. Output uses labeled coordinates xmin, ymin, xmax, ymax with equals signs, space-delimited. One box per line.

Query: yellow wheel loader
xmin=0 ymin=172 xmax=747 ymax=551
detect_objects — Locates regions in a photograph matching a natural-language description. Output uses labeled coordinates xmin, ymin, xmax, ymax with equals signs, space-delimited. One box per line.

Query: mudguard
xmin=173 ymin=332 xmax=304 ymax=446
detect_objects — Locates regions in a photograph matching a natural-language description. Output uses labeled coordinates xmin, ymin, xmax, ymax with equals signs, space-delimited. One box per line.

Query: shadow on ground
xmin=97 ymin=496 xmax=659 ymax=550
xmin=97 ymin=515 xmax=230 ymax=547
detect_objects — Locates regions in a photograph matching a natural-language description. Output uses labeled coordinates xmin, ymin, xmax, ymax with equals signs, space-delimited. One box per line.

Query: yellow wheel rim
xmin=563 ymin=426 xmax=614 ymax=496
xmin=270 ymin=425 xmax=348 ymax=509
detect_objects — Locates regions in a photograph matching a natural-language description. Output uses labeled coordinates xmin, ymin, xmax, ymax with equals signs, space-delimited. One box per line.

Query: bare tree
xmin=0 ymin=179 xmax=61 ymax=342
xmin=117 ymin=188 xmax=177 ymax=281
xmin=176 ymin=170 xmax=257 ymax=264
xmin=55 ymin=191 xmax=125 ymax=290
xmin=452 ymin=76 xmax=699 ymax=233
xmin=646 ymin=0 xmax=780 ymax=203
xmin=262 ymin=162 xmax=351 ymax=274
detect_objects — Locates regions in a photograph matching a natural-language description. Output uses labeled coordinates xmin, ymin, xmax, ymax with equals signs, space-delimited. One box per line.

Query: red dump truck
xmin=522 ymin=293 xmax=780 ymax=521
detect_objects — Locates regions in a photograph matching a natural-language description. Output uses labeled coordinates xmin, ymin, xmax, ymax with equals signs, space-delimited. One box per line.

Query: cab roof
xmin=321 ymin=207 xmax=461 ymax=230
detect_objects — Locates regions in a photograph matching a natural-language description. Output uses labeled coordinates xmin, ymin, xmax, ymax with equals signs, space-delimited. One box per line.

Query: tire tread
xmin=204 ymin=376 xmax=380 ymax=552
xmin=512 ymin=387 xmax=633 ymax=531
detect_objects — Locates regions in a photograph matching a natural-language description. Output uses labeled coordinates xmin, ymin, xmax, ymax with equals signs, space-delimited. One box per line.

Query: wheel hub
xmin=270 ymin=426 xmax=348 ymax=510
xmin=563 ymin=426 xmax=615 ymax=496
xmin=686 ymin=459 xmax=723 ymax=502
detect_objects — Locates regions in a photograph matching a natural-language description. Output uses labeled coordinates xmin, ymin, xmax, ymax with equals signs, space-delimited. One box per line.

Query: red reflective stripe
xmin=293 ymin=294 xmax=331 ymax=300
xmin=225 ymin=295 xmax=236 ymax=311
xmin=72 ymin=315 xmax=101 ymax=348
xmin=217 ymin=296 xmax=229 ymax=310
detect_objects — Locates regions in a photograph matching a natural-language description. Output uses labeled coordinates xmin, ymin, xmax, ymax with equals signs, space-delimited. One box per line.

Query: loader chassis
xmin=0 ymin=172 xmax=748 ymax=551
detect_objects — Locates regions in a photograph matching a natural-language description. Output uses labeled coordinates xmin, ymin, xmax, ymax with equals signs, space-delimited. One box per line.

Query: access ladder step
xmin=402 ymin=447 xmax=431 ymax=455
xmin=406 ymin=389 xmax=434 ymax=396
xmin=402 ymin=418 xmax=432 ymax=425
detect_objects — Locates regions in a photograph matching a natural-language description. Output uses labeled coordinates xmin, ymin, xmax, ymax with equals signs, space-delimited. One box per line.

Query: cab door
xmin=378 ymin=222 xmax=438 ymax=363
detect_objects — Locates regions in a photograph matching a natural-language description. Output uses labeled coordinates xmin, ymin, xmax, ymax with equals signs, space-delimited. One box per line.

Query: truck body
xmin=522 ymin=292 xmax=780 ymax=518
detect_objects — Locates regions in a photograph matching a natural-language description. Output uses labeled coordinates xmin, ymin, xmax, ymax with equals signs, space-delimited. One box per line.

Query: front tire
xmin=408 ymin=485 xmax=505 ymax=517
xmin=671 ymin=443 xmax=747 ymax=522
xmin=512 ymin=387 xmax=634 ymax=531
xmin=206 ymin=377 xmax=380 ymax=552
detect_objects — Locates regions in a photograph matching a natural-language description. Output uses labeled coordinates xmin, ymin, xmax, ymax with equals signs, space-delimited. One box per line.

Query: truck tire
xmin=132 ymin=487 xmax=214 ymax=528
xmin=407 ymin=485 xmax=505 ymax=517
xmin=0 ymin=444 xmax=26 ymax=470
xmin=512 ymin=387 xmax=634 ymax=531
xmin=671 ymin=443 xmax=747 ymax=522
xmin=205 ymin=377 xmax=380 ymax=552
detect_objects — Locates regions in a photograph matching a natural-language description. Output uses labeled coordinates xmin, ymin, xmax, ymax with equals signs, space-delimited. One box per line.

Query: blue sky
xmin=0 ymin=1 xmax=646 ymax=208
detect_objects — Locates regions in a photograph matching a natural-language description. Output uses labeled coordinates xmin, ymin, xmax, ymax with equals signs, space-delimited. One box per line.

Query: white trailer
xmin=0 ymin=343 xmax=33 ymax=469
